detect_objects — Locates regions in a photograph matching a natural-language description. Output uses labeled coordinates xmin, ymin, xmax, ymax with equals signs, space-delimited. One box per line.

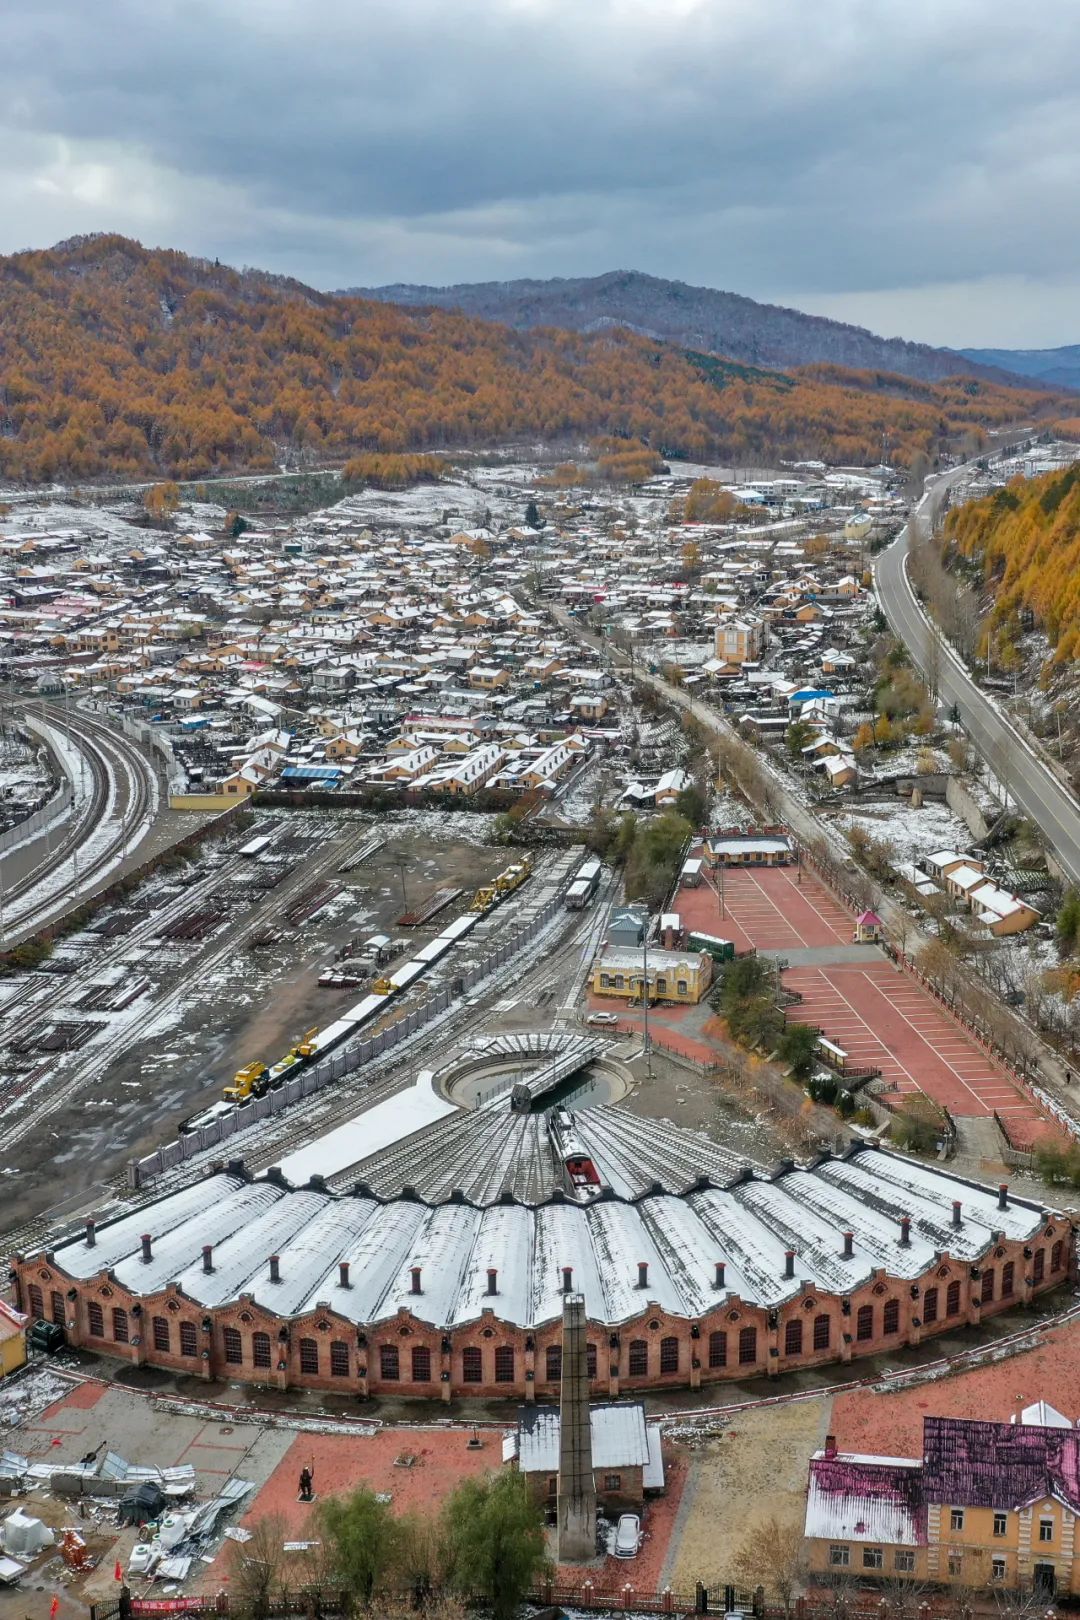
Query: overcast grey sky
xmin=3 ymin=0 xmax=1078 ymax=348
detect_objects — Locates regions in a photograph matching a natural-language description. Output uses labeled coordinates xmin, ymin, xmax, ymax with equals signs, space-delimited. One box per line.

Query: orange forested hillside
xmin=945 ymin=464 xmax=1080 ymax=665
xmin=0 ymin=235 xmax=1067 ymax=484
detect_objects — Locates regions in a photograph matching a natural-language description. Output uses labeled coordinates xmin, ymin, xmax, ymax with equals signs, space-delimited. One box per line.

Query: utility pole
xmin=394 ymin=853 xmax=409 ymax=915
xmin=642 ymin=924 xmax=652 ymax=1081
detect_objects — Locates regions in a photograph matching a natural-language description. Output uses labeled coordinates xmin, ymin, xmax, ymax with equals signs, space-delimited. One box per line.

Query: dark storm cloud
xmin=3 ymin=0 xmax=1080 ymax=343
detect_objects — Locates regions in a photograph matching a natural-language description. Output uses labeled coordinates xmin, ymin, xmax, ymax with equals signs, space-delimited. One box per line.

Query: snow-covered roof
xmin=805 ymin=1452 xmax=925 ymax=1546
xmin=518 ymin=1402 xmax=650 ymax=1473
xmin=41 ymin=1134 xmax=1049 ymax=1333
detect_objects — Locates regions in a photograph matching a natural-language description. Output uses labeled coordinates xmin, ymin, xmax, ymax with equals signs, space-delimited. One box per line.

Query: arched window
xmin=586 ymin=1343 xmax=597 ymax=1380
xmin=299 ymin=1337 xmax=319 ymax=1375
xmin=222 ymin=1327 xmax=242 ymax=1365
xmin=883 ymin=1299 xmax=900 ymax=1335
xmin=87 ymin=1301 xmax=104 ymax=1338
xmin=379 ymin=1344 xmax=399 ymax=1381
xmin=1001 ymin=1263 xmax=1014 ymax=1298
xmin=28 ymin=1285 xmax=43 ymax=1319
xmin=738 ymin=1327 xmax=757 ymax=1365
xmin=252 ymin=1331 xmax=271 ymax=1368
xmin=50 ymin=1291 xmax=65 ymax=1326
xmin=855 ymin=1305 xmax=874 ymax=1341
xmin=179 ymin=1321 xmax=198 ymax=1357
xmin=923 ymin=1286 xmax=939 ymax=1323
xmin=659 ymin=1336 xmax=679 ymax=1374
xmin=412 ymin=1346 xmax=431 ymax=1382
xmin=546 ymin=1344 xmax=562 ymax=1382
xmin=330 ymin=1341 xmax=350 ymax=1378
xmin=981 ymin=1269 xmax=995 ymax=1304
xmin=152 ymin=1316 xmax=170 ymax=1352
xmin=813 ymin=1314 xmax=830 ymax=1350
xmin=945 ymin=1280 xmax=961 ymax=1316
xmin=462 ymin=1347 xmax=482 ymax=1383
xmin=112 ymin=1307 xmax=129 ymax=1344
xmin=494 ymin=1346 xmax=515 ymax=1384
xmin=1033 ymin=1250 xmax=1045 ymax=1284
xmin=708 ymin=1331 xmax=727 ymax=1368
xmin=628 ymin=1339 xmax=648 ymax=1377
xmin=1051 ymin=1241 xmax=1064 ymax=1274
xmin=784 ymin=1319 xmax=803 ymax=1356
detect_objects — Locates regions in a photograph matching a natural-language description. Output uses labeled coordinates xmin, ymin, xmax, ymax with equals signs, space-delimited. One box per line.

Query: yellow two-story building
xmin=806 ymin=1402 xmax=1080 ymax=1599
xmin=591 ymin=947 xmax=713 ymax=1006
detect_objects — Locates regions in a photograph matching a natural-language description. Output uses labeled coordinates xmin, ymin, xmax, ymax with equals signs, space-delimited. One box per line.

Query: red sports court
xmin=674 ymin=862 xmax=852 ymax=953
xmin=786 ymin=959 xmax=1051 ymax=1148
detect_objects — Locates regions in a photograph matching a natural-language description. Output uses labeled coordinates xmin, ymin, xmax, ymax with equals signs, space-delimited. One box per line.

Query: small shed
xmin=854 ymin=910 xmax=882 ymax=944
xmin=607 ymin=905 xmax=648 ymax=948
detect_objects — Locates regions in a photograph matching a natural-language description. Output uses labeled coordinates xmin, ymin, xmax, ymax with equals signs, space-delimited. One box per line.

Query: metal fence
xmin=89 ymin=1585 xmax=1008 ymax=1620
xmin=129 ymin=893 xmax=563 ymax=1187
xmin=0 ymin=778 xmax=70 ymax=857
xmin=0 ymin=712 xmax=79 ymax=857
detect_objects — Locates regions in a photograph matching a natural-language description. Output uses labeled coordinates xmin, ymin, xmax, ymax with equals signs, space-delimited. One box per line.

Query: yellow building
xmin=713 ymin=614 xmax=765 ymax=665
xmin=0 ymin=1300 xmax=27 ymax=1378
xmin=591 ymin=947 xmax=712 ymax=1005
xmin=806 ymin=1400 xmax=1080 ymax=1599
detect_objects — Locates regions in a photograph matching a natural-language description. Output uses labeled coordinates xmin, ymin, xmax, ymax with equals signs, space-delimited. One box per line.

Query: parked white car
xmin=613 ymin=1513 xmax=641 ymax=1558
xmin=586 ymin=1011 xmax=619 ymax=1026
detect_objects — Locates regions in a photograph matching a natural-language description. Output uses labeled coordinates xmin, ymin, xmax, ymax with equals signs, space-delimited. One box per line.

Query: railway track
xmin=1 ymin=707 xmax=160 ymax=943
xmin=0 ymin=819 xmax=379 ymax=1149
xmin=0 ymin=840 xmax=580 ymax=1252
xmin=220 ymin=885 xmax=595 ymax=1177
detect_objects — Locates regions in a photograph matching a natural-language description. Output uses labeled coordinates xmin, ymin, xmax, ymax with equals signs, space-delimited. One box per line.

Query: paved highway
xmin=875 ymin=469 xmax=1080 ymax=888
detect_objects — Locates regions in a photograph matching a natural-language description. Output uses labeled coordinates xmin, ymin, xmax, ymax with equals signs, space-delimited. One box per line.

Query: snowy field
xmin=833 ymin=795 xmax=974 ymax=863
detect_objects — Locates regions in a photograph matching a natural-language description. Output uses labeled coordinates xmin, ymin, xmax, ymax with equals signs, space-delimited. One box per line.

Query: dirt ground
xmin=663 ymin=1399 xmax=832 ymax=1591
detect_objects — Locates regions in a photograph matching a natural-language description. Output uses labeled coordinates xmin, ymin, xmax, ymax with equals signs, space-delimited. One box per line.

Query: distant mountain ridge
xmin=960 ymin=344 xmax=1080 ymax=392
xmin=348 ymin=269 xmax=1031 ymax=387
xmin=0 ymin=235 xmax=1068 ymax=485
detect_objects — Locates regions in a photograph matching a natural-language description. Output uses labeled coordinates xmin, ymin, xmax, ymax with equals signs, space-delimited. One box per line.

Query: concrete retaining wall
xmin=945 ymin=775 xmax=991 ymax=841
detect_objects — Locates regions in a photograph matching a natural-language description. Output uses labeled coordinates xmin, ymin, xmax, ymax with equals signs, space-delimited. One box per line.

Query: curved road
xmin=875 ymin=468 xmax=1080 ymax=887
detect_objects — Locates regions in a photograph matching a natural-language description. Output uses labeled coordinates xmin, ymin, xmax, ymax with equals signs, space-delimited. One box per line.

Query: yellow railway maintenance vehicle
xmin=222 ymin=1060 xmax=268 ymax=1103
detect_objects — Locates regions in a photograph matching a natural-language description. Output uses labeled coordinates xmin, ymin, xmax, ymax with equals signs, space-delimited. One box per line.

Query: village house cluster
xmin=0 ymin=510 xmax=625 ymax=806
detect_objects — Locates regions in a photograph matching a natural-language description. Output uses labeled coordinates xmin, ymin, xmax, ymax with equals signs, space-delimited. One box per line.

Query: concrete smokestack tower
xmin=556 ymin=1292 xmax=596 ymax=1563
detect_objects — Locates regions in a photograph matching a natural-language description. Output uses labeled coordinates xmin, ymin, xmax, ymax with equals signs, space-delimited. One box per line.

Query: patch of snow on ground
xmin=835 ymin=796 xmax=973 ymax=863
xmin=0 ymin=1367 xmax=69 ymax=1430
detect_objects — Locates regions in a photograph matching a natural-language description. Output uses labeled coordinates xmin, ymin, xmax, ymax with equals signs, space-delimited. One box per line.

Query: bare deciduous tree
xmin=730 ymin=1515 xmax=807 ymax=1618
